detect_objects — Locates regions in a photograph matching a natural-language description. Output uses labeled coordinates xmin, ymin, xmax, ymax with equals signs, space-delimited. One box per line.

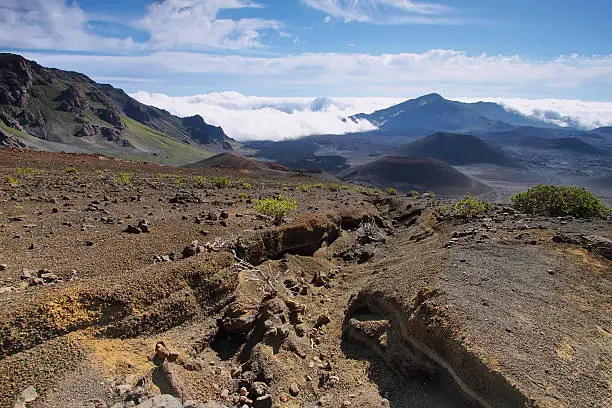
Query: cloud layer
xmin=20 ymin=50 xmax=612 ymax=99
xmin=131 ymin=91 xmax=612 ymax=141
xmin=131 ymin=91 xmax=400 ymax=140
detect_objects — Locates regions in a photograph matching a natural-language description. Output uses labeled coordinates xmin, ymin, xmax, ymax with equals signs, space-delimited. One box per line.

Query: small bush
xmin=192 ymin=175 xmax=207 ymax=188
xmin=7 ymin=175 xmax=19 ymax=186
xmin=213 ymin=176 xmax=231 ymax=188
xmin=114 ymin=172 xmax=131 ymax=185
xmin=65 ymin=166 xmax=78 ymax=174
xmin=439 ymin=196 xmax=492 ymax=217
xmin=313 ymin=183 xmax=325 ymax=189
xmin=385 ymin=187 xmax=398 ymax=195
xmin=296 ymin=184 xmax=311 ymax=192
xmin=328 ymin=183 xmax=349 ymax=191
xmin=238 ymin=192 xmax=249 ymax=199
xmin=409 ymin=190 xmax=421 ymax=198
xmin=253 ymin=195 xmax=298 ymax=224
xmin=174 ymin=176 xmax=185 ymax=188
xmin=511 ymin=185 xmax=610 ymax=218
xmin=242 ymin=182 xmax=253 ymax=190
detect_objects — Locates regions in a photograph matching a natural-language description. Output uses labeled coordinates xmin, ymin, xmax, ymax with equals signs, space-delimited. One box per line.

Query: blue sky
xmin=1 ymin=0 xmax=610 ymax=101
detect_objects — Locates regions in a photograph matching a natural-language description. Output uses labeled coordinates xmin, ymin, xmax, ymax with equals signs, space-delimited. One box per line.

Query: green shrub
xmin=328 ymin=183 xmax=349 ymax=191
xmin=174 ymin=176 xmax=185 ymax=188
xmin=511 ymin=185 xmax=610 ymax=218
xmin=238 ymin=192 xmax=249 ymax=199
xmin=409 ymin=190 xmax=421 ymax=198
xmin=439 ymin=196 xmax=492 ymax=217
xmin=7 ymin=175 xmax=19 ymax=186
xmin=242 ymin=182 xmax=253 ymax=190
xmin=296 ymin=184 xmax=311 ymax=192
xmin=192 ymin=175 xmax=207 ymax=188
xmin=313 ymin=183 xmax=325 ymax=189
xmin=65 ymin=166 xmax=78 ymax=175
xmin=114 ymin=172 xmax=131 ymax=185
xmin=253 ymin=195 xmax=298 ymax=224
xmin=213 ymin=176 xmax=231 ymax=188
xmin=385 ymin=187 xmax=398 ymax=195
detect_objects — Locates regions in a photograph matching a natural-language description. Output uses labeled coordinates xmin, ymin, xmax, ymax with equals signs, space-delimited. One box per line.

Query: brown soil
xmin=0 ymin=149 xmax=610 ymax=408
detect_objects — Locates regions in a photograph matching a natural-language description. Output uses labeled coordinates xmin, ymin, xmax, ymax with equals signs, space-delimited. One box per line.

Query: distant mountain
xmin=186 ymin=152 xmax=292 ymax=172
xmin=395 ymin=132 xmax=519 ymax=167
xmin=339 ymin=156 xmax=488 ymax=195
xmin=480 ymin=127 xmax=605 ymax=155
xmin=513 ymin=136 xmax=603 ymax=154
xmin=349 ymin=93 xmax=554 ymax=135
xmin=0 ymin=53 xmax=232 ymax=165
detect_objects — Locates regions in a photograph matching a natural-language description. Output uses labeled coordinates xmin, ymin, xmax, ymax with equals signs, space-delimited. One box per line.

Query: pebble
xmin=289 ymin=382 xmax=300 ymax=396
xmin=0 ymin=263 xmax=7 ymax=271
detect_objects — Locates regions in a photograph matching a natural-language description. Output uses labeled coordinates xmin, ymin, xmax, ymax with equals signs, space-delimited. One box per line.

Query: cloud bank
xmin=131 ymin=91 xmax=401 ymax=140
xmin=20 ymin=50 xmax=612 ymax=99
xmin=131 ymin=91 xmax=612 ymax=141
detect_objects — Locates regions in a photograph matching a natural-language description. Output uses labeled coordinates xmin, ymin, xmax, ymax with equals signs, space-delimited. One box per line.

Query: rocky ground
xmin=0 ymin=149 xmax=610 ymax=408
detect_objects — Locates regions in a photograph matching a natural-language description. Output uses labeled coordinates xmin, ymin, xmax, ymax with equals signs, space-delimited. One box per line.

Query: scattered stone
xmin=253 ymin=395 xmax=272 ymax=408
xmin=86 ymin=240 xmax=94 ymax=246
xmin=132 ymin=395 xmax=183 ymax=408
xmin=314 ymin=313 xmax=331 ymax=328
xmin=182 ymin=240 xmax=202 ymax=258
xmin=14 ymin=386 xmax=38 ymax=408
xmin=289 ymin=383 xmax=300 ymax=396
xmin=0 ymin=263 xmax=7 ymax=271
xmin=183 ymin=357 xmax=205 ymax=371
xmin=220 ymin=210 xmax=229 ymax=219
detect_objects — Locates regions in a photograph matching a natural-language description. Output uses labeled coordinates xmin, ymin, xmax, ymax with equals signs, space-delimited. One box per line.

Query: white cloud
xmin=301 ymin=0 xmax=457 ymax=24
xmin=0 ymin=0 xmax=138 ymax=51
xmin=140 ymin=0 xmax=281 ymax=50
xmin=459 ymin=97 xmax=612 ymax=130
xmin=130 ymin=91 xmax=401 ymax=140
xmin=0 ymin=0 xmax=280 ymax=51
xmin=130 ymin=91 xmax=612 ymax=141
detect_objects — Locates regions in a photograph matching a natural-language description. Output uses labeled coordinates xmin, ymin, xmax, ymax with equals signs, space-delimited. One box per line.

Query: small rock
xmin=132 ymin=395 xmax=182 ymax=408
xmin=14 ymin=386 xmax=38 ymax=408
xmin=183 ymin=240 xmax=202 ymax=258
xmin=289 ymin=383 xmax=300 ymax=396
xmin=253 ymin=395 xmax=272 ymax=408
xmin=314 ymin=313 xmax=331 ymax=328
xmin=184 ymin=357 xmax=204 ymax=371
xmin=0 ymin=263 xmax=7 ymax=271
xmin=86 ymin=240 xmax=94 ymax=246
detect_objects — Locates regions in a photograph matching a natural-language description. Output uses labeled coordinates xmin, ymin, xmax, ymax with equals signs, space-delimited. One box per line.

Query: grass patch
xmin=439 ymin=196 xmax=492 ymax=217
xmin=213 ymin=176 xmax=231 ymax=188
xmin=385 ymin=187 xmax=398 ymax=195
xmin=114 ymin=172 xmax=131 ymax=185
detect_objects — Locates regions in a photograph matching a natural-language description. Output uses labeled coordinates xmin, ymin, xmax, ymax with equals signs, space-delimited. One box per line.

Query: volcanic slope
xmin=186 ymin=152 xmax=293 ymax=173
xmin=395 ymin=132 xmax=519 ymax=167
xmin=0 ymin=53 xmax=232 ymax=165
xmin=340 ymin=156 xmax=488 ymax=194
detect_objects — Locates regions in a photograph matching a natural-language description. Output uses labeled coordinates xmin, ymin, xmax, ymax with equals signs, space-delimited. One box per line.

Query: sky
xmin=1 ymin=0 xmax=612 ymax=140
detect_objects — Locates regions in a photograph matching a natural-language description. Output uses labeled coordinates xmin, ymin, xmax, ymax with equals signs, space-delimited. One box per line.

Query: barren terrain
xmin=0 ymin=149 xmax=610 ymax=408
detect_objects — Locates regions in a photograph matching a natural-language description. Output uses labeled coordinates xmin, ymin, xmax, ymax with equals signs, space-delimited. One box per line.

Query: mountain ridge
xmin=349 ymin=93 xmax=558 ymax=135
xmin=0 ymin=53 xmax=232 ymax=164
